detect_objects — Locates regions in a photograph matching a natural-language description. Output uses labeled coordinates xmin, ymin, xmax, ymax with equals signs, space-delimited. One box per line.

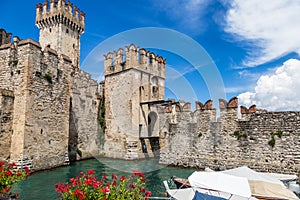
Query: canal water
xmin=12 ymin=158 xmax=195 ymax=199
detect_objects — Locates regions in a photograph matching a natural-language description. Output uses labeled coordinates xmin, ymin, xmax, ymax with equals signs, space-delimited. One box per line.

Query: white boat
xmin=164 ymin=166 xmax=299 ymax=200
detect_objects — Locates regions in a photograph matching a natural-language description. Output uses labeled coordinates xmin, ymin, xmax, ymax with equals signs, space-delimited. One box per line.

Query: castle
xmin=0 ymin=0 xmax=299 ymax=174
xmin=0 ymin=0 xmax=100 ymax=171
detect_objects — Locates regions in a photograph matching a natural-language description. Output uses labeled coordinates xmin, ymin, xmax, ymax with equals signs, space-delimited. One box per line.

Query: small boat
xmin=164 ymin=166 xmax=300 ymax=200
xmin=171 ymin=176 xmax=191 ymax=189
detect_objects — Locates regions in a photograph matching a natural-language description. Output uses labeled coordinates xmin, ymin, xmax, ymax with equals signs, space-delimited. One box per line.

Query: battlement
xmin=164 ymin=97 xmax=240 ymax=114
xmin=36 ymin=0 xmax=85 ymax=33
xmin=104 ymin=44 xmax=166 ymax=78
xmin=0 ymin=29 xmax=12 ymax=46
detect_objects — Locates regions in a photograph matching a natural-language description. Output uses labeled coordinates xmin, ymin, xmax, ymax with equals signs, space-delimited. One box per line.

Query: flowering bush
xmin=55 ymin=169 xmax=152 ymax=200
xmin=0 ymin=161 xmax=30 ymax=198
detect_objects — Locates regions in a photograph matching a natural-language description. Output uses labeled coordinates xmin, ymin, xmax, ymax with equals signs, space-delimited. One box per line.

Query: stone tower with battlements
xmin=35 ymin=0 xmax=85 ymax=68
xmin=102 ymin=44 xmax=166 ymax=159
xmin=0 ymin=0 xmax=100 ymax=171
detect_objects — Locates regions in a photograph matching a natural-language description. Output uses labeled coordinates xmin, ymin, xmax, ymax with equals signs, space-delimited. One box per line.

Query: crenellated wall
xmin=0 ymin=34 xmax=100 ymax=171
xmin=159 ymin=98 xmax=300 ymax=174
xmin=102 ymin=44 xmax=166 ymax=160
xmin=104 ymin=44 xmax=166 ymax=80
xmin=0 ymin=29 xmax=12 ymax=46
xmin=36 ymin=0 xmax=85 ymax=67
xmin=0 ymin=0 xmax=101 ymax=171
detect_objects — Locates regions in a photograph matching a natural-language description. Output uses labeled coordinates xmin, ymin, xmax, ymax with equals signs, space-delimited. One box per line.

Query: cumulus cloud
xmin=225 ymin=0 xmax=300 ymax=66
xmin=238 ymin=59 xmax=300 ymax=111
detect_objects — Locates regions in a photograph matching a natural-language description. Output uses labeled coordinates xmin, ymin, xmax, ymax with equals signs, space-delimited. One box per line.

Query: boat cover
xmin=192 ymin=191 xmax=226 ymax=200
xmin=188 ymin=171 xmax=252 ymax=198
xmin=249 ymin=180 xmax=299 ymax=200
xmin=221 ymin=166 xmax=284 ymax=186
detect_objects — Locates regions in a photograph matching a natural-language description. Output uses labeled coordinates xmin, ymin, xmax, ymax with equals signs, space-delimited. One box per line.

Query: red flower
xmin=84 ymin=177 xmax=93 ymax=185
xmin=120 ymin=175 xmax=126 ymax=182
xmin=87 ymin=169 xmax=94 ymax=175
xmin=0 ymin=166 xmax=3 ymax=172
xmin=5 ymin=170 xmax=12 ymax=176
xmin=73 ymin=188 xmax=86 ymax=200
xmin=9 ymin=163 xmax=16 ymax=168
xmin=70 ymin=178 xmax=77 ymax=186
xmin=92 ymin=181 xmax=100 ymax=189
xmin=104 ymin=186 xmax=110 ymax=194
xmin=0 ymin=161 xmax=5 ymax=167
xmin=101 ymin=186 xmax=110 ymax=194
xmin=132 ymin=170 xmax=144 ymax=178
xmin=55 ymin=182 xmax=70 ymax=194
xmin=140 ymin=188 xmax=145 ymax=193
xmin=24 ymin=166 xmax=30 ymax=175
xmin=129 ymin=183 xmax=135 ymax=189
xmin=145 ymin=190 xmax=152 ymax=197
xmin=4 ymin=187 xmax=10 ymax=193
xmin=140 ymin=176 xmax=146 ymax=183
xmin=112 ymin=180 xmax=117 ymax=187
xmin=112 ymin=173 xmax=117 ymax=180
xmin=102 ymin=173 xmax=107 ymax=180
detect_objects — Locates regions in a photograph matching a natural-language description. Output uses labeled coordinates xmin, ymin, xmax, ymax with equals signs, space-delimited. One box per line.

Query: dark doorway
xmin=148 ymin=112 xmax=158 ymax=137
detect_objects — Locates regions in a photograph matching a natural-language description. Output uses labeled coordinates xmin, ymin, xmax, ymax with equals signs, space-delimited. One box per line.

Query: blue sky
xmin=1 ymin=0 xmax=300 ymax=111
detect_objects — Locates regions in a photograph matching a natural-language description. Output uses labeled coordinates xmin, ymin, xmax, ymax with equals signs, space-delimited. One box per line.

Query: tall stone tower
xmin=103 ymin=44 xmax=166 ymax=159
xmin=35 ymin=0 xmax=85 ymax=68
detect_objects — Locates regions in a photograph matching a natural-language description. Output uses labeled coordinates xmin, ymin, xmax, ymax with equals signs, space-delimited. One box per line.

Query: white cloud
xmin=238 ymin=59 xmax=300 ymax=111
xmin=225 ymin=0 xmax=300 ymax=66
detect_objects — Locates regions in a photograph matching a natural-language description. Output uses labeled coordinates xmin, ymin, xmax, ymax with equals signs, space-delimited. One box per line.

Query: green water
xmin=12 ymin=158 xmax=195 ymax=200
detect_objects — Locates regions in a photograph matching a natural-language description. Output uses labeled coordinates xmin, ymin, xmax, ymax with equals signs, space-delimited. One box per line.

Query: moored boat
xmin=164 ymin=166 xmax=299 ymax=200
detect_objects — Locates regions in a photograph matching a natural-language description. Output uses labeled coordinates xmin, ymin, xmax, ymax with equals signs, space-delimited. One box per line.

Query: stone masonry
xmin=159 ymin=98 xmax=300 ymax=175
xmin=0 ymin=0 xmax=100 ymax=171
xmin=102 ymin=44 xmax=166 ymax=159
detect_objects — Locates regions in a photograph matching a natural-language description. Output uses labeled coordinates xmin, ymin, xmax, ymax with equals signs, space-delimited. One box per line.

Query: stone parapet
xmin=104 ymin=44 xmax=166 ymax=79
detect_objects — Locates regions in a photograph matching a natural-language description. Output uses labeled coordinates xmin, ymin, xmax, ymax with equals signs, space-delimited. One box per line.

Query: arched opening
xmin=151 ymin=76 xmax=159 ymax=98
xmin=147 ymin=111 xmax=157 ymax=137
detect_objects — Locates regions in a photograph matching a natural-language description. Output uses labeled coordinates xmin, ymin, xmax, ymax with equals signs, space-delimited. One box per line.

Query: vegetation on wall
xmin=99 ymin=97 xmax=106 ymax=131
xmin=8 ymin=59 xmax=18 ymax=66
xmin=268 ymin=130 xmax=283 ymax=148
xmin=232 ymin=131 xmax=247 ymax=140
xmin=44 ymin=73 xmax=53 ymax=84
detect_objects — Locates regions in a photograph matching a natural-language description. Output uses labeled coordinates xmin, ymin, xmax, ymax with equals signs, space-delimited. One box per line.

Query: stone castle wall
xmin=0 ymin=0 xmax=101 ymax=171
xmin=159 ymin=99 xmax=300 ymax=174
xmin=69 ymin=70 xmax=101 ymax=161
xmin=0 ymin=89 xmax=14 ymax=161
xmin=102 ymin=44 xmax=165 ymax=159
xmin=0 ymin=37 xmax=100 ymax=171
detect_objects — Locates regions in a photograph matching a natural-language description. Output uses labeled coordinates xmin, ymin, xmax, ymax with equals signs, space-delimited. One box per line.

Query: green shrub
xmin=232 ymin=131 xmax=247 ymax=140
xmin=44 ymin=73 xmax=52 ymax=84
xmin=268 ymin=136 xmax=275 ymax=148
